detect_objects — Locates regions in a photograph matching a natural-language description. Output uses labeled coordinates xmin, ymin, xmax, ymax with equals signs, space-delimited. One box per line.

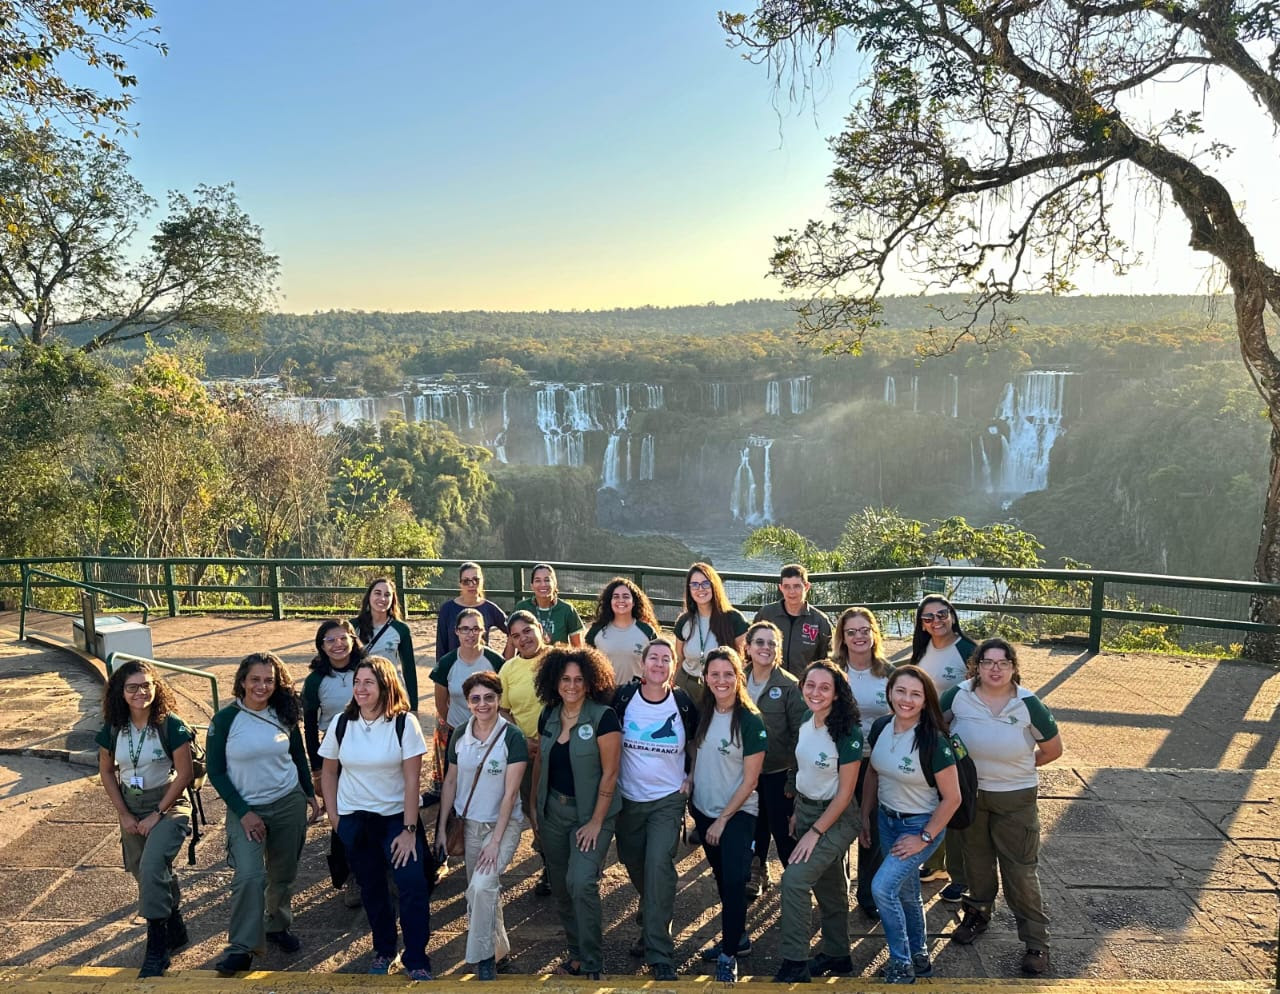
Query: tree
xmin=723 ymin=1 xmax=1280 ymax=661
xmin=0 ymin=1 xmax=162 ymax=131
xmin=0 ymin=118 xmax=279 ymax=351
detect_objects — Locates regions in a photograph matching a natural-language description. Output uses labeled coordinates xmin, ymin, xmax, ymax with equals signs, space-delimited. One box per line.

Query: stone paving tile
xmin=1039 ymin=797 xmax=1129 ymax=836
xmin=1042 ymin=836 xmax=1174 ymax=889
xmin=0 ymin=822 xmax=116 ymax=868
xmin=971 ymin=935 xmax=1125 ymax=980
xmin=1071 ymin=887 xmax=1213 ymax=940
xmin=1197 ymin=800 xmax=1280 ymax=839
xmin=1191 ymin=888 xmax=1279 ymax=941
xmin=1146 ymin=839 xmax=1277 ymax=892
xmin=1108 ymin=936 xmax=1267 ymax=980
xmin=1038 ymin=767 xmax=1094 ymax=798
xmin=26 ymin=867 xmax=139 ymax=921
xmin=1110 ymin=799 xmax=1229 ymax=840
xmin=1233 ymin=840 xmax=1280 ymax=886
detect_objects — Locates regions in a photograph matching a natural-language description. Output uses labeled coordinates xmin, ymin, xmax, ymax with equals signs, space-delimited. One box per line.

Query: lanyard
xmin=126 ymin=722 xmax=151 ymax=769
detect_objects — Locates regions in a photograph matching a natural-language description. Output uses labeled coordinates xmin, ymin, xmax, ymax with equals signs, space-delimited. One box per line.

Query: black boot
xmin=166 ymin=906 xmax=189 ymax=952
xmin=139 ymin=919 xmax=171 ymax=978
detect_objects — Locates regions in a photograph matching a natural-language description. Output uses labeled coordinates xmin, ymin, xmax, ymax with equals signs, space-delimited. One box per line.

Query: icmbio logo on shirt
xmin=486 ymin=759 xmax=502 ymax=776
xmin=815 ymin=751 xmax=831 ymax=770
xmin=717 ymin=738 xmax=731 ymax=756
xmin=898 ymin=756 xmax=915 ymax=774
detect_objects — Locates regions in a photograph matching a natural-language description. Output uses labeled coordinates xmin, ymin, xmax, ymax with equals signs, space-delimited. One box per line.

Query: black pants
xmin=854 ymin=759 xmax=884 ymax=913
xmin=752 ymin=768 xmax=797 ymax=869
xmin=692 ymin=803 xmax=756 ymax=956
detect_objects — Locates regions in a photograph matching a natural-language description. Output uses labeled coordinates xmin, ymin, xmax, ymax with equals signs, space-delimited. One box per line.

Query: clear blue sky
xmin=116 ymin=1 xmax=1274 ymax=313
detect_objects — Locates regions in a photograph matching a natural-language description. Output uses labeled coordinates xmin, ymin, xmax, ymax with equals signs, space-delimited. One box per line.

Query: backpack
xmin=334 ymin=712 xmax=407 ymax=748
xmin=111 ymin=717 xmax=208 ymax=865
xmin=867 ymin=714 xmax=978 ymax=831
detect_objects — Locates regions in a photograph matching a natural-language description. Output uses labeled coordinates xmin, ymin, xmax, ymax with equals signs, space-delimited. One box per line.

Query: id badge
xmin=127 ymin=775 xmax=144 ymax=795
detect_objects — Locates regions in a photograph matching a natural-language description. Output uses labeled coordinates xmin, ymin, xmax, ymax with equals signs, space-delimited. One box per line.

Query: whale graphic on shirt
xmin=626 ymin=713 xmax=680 ymax=742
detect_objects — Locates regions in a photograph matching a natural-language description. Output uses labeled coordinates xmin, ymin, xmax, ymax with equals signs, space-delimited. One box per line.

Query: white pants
xmin=463 ymin=815 xmax=525 ymax=963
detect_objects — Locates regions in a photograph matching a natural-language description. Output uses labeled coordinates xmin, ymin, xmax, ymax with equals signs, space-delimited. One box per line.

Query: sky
xmin=109 ymin=1 xmax=1279 ymax=314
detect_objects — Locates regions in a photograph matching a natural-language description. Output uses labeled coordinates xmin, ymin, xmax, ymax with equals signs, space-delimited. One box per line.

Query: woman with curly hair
xmin=352 ymin=577 xmax=418 ymax=709
xmin=533 ymin=646 xmax=620 ymax=979
xmin=584 ymin=576 xmax=659 ymax=685
xmin=689 ymin=646 xmax=766 ymax=984
xmin=206 ymin=652 xmax=319 ymax=976
xmin=940 ymin=639 xmax=1062 ymax=976
xmin=674 ymin=562 xmax=748 ymax=705
xmin=96 ymin=660 xmax=195 ymax=978
xmin=773 ymin=660 xmax=865 ymax=984
xmin=835 ymin=606 xmax=895 ymax=919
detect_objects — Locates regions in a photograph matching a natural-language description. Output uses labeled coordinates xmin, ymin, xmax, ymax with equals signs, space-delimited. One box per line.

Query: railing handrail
xmin=105 ymin=651 xmax=220 ymax=712
xmin=19 ymin=565 xmax=150 ymax=641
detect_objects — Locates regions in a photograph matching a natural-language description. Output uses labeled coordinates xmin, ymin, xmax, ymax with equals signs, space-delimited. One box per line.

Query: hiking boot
xmin=138 ymin=919 xmax=170 ymax=979
xmin=475 ymin=957 xmax=497 ymax=981
xmin=911 ymin=952 xmax=934 ymax=977
xmin=715 ymin=953 xmax=738 ymax=983
xmin=700 ymin=936 xmax=751 ymax=960
xmin=266 ymin=929 xmax=301 ymax=953
xmin=1022 ymin=948 xmax=1050 ymax=975
xmin=950 ymin=908 xmax=990 ymax=945
xmin=165 ymin=907 xmax=189 ymax=951
xmin=808 ymin=952 xmax=853 ymax=976
xmin=653 ymin=963 xmax=679 ymax=981
xmin=746 ymin=861 xmax=770 ymax=900
xmin=342 ymin=877 xmax=363 ymax=907
xmin=215 ymin=951 xmax=253 ymax=976
xmin=919 ymin=865 xmax=948 ymax=882
xmin=772 ymin=958 xmax=811 ymax=983
xmin=939 ymin=882 xmax=966 ymax=902
xmin=882 ymin=958 xmax=915 ymax=984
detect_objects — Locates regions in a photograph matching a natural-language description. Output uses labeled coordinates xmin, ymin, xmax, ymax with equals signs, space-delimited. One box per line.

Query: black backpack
xmin=111 ymin=718 xmax=208 ymax=865
xmin=867 ymin=714 xmax=979 ymax=831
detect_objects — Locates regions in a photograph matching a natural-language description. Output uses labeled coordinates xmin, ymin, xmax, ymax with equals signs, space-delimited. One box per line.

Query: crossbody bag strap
xmin=458 ymin=721 xmax=504 ymax=820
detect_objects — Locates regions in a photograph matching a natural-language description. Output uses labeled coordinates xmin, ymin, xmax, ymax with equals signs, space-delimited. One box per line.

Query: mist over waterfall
xmin=992 ymin=371 xmax=1071 ymax=495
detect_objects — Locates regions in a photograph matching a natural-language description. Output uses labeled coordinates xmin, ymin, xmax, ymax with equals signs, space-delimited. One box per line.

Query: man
xmin=498 ymin=610 xmax=552 ymax=895
xmin=752 ymin=564 xmax=833 ymax=679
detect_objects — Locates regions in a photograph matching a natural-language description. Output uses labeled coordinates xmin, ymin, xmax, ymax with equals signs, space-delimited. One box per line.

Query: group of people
xmin=97 ymin=562 xmax=1062 ymax=985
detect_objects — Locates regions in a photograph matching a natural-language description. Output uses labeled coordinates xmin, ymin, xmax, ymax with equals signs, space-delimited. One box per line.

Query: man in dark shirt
xmin=752 ymin=564 xmax=833 ymax=679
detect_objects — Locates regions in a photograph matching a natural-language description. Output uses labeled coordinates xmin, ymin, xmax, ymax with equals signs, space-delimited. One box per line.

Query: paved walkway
xmin=0 ymin=610 xmax=1276 ymax=988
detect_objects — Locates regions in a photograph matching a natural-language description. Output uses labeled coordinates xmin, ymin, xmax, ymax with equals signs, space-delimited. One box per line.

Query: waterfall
xmin=730 ymin=448 xmax=754 ymax=521
xmin=640 ymin=435 xmax=655 ymax=480
xmin=564 ymin=385 xmax=601 ymax=431
xmin=614 ymin=384 xmax=632 ymax=431
xmin=910 ymin=376 xmax=919 ymax=413
xmin=645 ymin=384 xmax=665 ymax=409
xmin=884 ymin=376 xmax=896 ymax=405
xmin=980 ymin=430 xmax=995 ymax=491
xmin=626 ymin=435 xmax=633 ymax=482
xmin=705 ymin=382 xmax=726 ymax=412
xmin=765 ymin=380 xmax=781 ymax=416
xmin=601 ymin=434 xmax=622 ymax=490
xmin=950 ymin=374 xmax=959 ymax=418
xmin=759 ymin=439 xmax=774 ymax=522
xmin=731 ymin=436 xmax=776 ymax=524
xmin=789 ymin=376 xmax=812 ymax=414
xmin=272 ymin=396 xmax=384 ymax=432
xmin=492 ymin=389 xmax=510 ymax=463
xmin=994 ymin=371 xmax=1070 ymax=495
xmin=464 ymin=389 xmax=479 ymax=430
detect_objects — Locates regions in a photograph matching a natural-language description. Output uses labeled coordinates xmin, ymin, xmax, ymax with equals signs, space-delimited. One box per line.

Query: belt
xmin=547 ymin=787 xmax=576 ymax=806
xmin=880 ymin=803 xmax=929 ymax=820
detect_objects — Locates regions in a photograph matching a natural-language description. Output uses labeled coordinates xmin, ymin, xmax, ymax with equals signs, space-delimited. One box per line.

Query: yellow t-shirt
xmin=499 ymin=653 xmax=542 ymax=739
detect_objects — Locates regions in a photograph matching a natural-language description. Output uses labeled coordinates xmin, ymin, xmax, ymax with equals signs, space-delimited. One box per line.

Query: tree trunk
xmin=1246 ymin=419 xmax=1280 ymax=664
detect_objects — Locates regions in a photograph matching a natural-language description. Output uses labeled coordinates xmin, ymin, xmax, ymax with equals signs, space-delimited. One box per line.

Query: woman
xmin=674 ymin=562 xmax=748 ymax=705
xmin=613 ymin=636 xmax=699 ymax=981
xmin=206 ymin=652 xmax=319 ymax=976
xmin=584 ymin=576 xmax=659 ymax=685
xmin=435 ymin=562 xmax=508 ymax=659
xmin=862 ymin=664 xmax=962 ymax=985
xmin=910 ymin=594 xmax=975 ymax=896
xmin=512 ymin=563 xmax=584 ymax=647
xmin=835 ymin=606 xmax=894 ymax=919
xmin=430 ymin=608 xmax=506 ymax=750
xmin=741 ymin=620 xmax=805 ymax=904
xmin=940 ymin=639 xmax=1062 ymax=976
xmin=533 ymin=646 xmax=621 ymax=980
xmin=689 ymin=646 xmax=766 ymax=984
xmin=436 ymin=671 xmax=528 ymax=981
xmin=353 ymin=577 xmax=419 ymax=710
xmin=96 ymin=661 xmax=194 ymax=978
xmin=773 ymin=660 xmax=863 ymax=984
xmin=319 ymin=655 xmax=432 ymax=981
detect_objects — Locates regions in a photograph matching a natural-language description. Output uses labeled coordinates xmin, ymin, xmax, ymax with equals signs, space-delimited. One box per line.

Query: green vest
xmin=536 ymin=697 xmax=622 ymax=824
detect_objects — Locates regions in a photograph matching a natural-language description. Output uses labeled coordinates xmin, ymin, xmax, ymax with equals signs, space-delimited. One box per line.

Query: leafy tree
xmin=0 ymin=119 xmax=278 ymax=351
xmin=723 ymin=1 xmax=1280 ymax=661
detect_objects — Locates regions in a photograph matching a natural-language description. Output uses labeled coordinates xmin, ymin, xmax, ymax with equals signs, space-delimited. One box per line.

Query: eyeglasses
xmin=323 ymin=635 xmax=351 ymax=646
xmin=124 ymin=682 xmax=154 ymax=696
xmin=457 ymin=625 xmax=482 ymax=634
xmin=750 ymin=638 xmax=777 ymax=649
xmin=921 ymin=608 xmax=951 ymax=622
xmin=689 ymin=580 xmax=712 ymax=591
xmin=844 ymin=627 xmax=872 ymax=638
xmin=978 ymin=658 xmax=1014 ymax=670
xmin=460 ymin=576 xmax=481 ymax=586
xmin=467 ymin=693 xmax=498 ymax=704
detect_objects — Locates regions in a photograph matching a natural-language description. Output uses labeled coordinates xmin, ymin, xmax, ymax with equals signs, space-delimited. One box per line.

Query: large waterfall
xmin=992 ymin=371 xmax=1070 ymax=495
xmin=767 ymin=376 xmax=813 ymax=415
xmin=536 ymin=383 xmax=601 ymax=467
xmin=730 ymin=436 xmax=775 ymax=525
xmin=639 ymin=435 xmax=655 ymax=481
xmin=272 ymin=396 xmax=392 ymax=432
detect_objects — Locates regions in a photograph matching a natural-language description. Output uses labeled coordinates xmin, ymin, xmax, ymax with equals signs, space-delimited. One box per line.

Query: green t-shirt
xmin=512 ymin=597 xmax=584 ymax=645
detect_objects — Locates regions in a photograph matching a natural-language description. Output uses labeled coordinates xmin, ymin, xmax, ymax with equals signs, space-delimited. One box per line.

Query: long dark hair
xmin=691 ymin=646 xmax=758 ymax=751
xmin=103 ymin=660 xmax=177 ymax=729
xmin=234 ymin=652 xmax=303 ymax=726
xmin=681 ymin=562 xmax=739 ymax=646
xmin=354 ymin=576 xmax=403 ymax=642
xmin=533 ymin=646 xmax=616 ymax=706
xmin=910 ymin=595 xmax=968 ymax=664
xmin=592 ymin=576 xmax=659 ymax=630
xmin=801 ymin=659 xmax=860 ymax=745
xmin=310 ymin=618 xmax=364 ymax=677
xmin=886 ymin=663 xmax=948 ymax=761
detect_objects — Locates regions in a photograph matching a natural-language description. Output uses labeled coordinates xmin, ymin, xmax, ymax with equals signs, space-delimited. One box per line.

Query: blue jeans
xmin=337 ymin=811 xmax=432 ymax=972
xmin=872 ymin=808 xmax=945 ymax=966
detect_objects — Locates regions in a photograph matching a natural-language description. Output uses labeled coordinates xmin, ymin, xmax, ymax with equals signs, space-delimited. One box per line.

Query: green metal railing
xmin=105 ymin=651 xmax=221 ymax=712
xmin=6 ymin=555 xmax=1279 ymax=655
xmin=18 ymin=565 xmax=150 ymax=641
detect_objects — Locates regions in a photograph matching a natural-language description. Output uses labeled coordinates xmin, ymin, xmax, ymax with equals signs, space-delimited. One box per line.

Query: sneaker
xmin=882 ymin=959 xmax=915 ymax=984
xmin=1021 ymin=948 xmax=1050 ymax=975
xmin=266 ymin=930 xmax=301 ymax=954
xmin=584 ymin=971 xmax=601 ymax=980
xmin=950 ymin=909 xmax=990 ymax=945
xmin=939 ymin=882 xmax=966 ymax=902
xmin=772 ymin=958 xmax=811 ymax=983
xmin=808 ymin=952 xmax=853 ymax=976
xmin=475 ymin=957 xmax=497 ymax=981
xmin=746 ymin=861 xmax=770 ymax=900
xmin=716 ymin=953 xmax=738 ymax=983
xmin=859 ymin=903 xmax=881 ymax=921
xmin=700 ymin=936 xmax=752 ymax=960
xmin=342 ymin=877 xmax=363 ymax=908
xmin=653 ymin=963 xmax=679 ymax=981
xmin=368 ymin=953 xmax=400 ymax=975
xmin=406 ymin=967 xmax=434 ymax=981
xmin=165 ymin=909 xmax=189 ymax=952
xmin=919 ymin=866 xmax=948 ymax=883
xmin=215 ymin=951 xmax=253 ymax=976
xmin=911 ymin=952 xmax=933 ymax=978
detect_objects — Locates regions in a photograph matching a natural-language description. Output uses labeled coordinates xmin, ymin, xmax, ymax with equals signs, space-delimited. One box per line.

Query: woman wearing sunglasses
xmin=910 ymin=595 xmax=975 ymax=897
xmin=940 ymin=638 xmax=1062 ymax=976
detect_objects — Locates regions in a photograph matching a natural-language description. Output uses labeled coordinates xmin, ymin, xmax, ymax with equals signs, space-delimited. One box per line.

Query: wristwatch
xmin=919 ymin=829 xmax=933 ymax=844
xmin=403 ymin=822 xmax=418 ymax=834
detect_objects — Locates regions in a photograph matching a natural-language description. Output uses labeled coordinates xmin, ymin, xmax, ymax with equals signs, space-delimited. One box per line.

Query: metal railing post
xmin=269 ymin=563 xmax=282 ymax=620
xmin=18 ymin=565 xmax=29 ymax=641
xmin=164 ymin=561 xmax=179 ymax=618
xmin=512 ymin=564 xmax=523 ymax=610
xmin=1089 ymin=576 xmax=1105 ymax=653
xmin=395 ymin=564 xmax=408 ymax=614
